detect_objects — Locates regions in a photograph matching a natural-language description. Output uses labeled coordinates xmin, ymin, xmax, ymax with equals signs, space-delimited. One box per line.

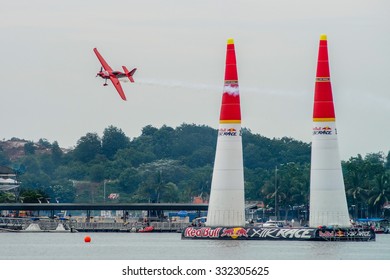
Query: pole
xmin=103 ymin=180 xmax=106 ymax=203
xmin=275 ymin=166 xmax=278 ymax=220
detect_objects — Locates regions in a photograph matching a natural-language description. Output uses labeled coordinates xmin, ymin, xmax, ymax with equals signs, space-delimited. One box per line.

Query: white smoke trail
xmin=223 ymin=84 xmax=240 ymax=96
xmin=136 ymin=78 xmax=305 ymax=97
xmin=118 ymin=78 xmax=130 ymax=83
xmin=136 ymin=79 xmax=220 ymax=92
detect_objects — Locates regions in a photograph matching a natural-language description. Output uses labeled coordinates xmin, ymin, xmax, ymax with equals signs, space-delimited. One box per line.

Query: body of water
xmin=1 ymin=232 xmax=389 ymax=260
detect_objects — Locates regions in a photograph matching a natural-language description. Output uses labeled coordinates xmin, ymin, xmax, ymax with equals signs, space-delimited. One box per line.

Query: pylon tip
xmin=227 ymin=38 xmax=234 ymax=45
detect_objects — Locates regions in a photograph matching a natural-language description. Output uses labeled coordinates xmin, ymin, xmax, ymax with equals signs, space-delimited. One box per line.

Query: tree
xmin=244 ymin=167 xmax=270 ymax=201
xmin=113 ymin=147 xmax=155 ymax=169
xmin=141 ymin=125 xmax=158 ymax=136
xmin=365 ymin=152 xmax=385 ymax=165
xmin=178 ymin=165 xmax=212 ymax=202
xmin=24 ymin=141 xmax=36 ymax=155
xmin=183 ymin=146 xmax=215 ymax=168
xmin=152 ymin=125 xmax=176 ymax=158
xmin=39 ymin=154 xmax=55 ymax=176
xmin=73 ymin=133 xmax=102 ymax=163
xmin=19 ymin=189 xmax=48 ymax=203
xmin=136 ymin=159 xmax=189 ymax=202
xmin=172 ymin=124 xmax=217 ymax=160
xmin=102 ymin=125 xmax=130 ymax=159
xmin=51 ymin=141 xmax=63 ymax=164
xmin=0 ymin=192 xmax=16 ymax=203
xmin=0 ymin=150 xmax=10 ymax=166
xmin=118 ymin=167 xmax=141 ymax=194
xmin=89 ymin=164 xmax=106 ymax=182
xmin=43 ymin=180 xmax=76 ymax=203
xmin=38 ymin=138 xmax=52 ymax=148
xmin=367 ymin=173 xmax=390 ymax=217
xmin=260 ymin=163 xmax=310 ymax=220
xmin=161 ymin=182 xmax=180 ymax=202
xmin=54 ymin=162 xmax=88 ymax=181
xmin=20 ymin=156 xmax=41 ymax=175
xmin=386 ymin=151 xmax=390 ymax=169
xmin=276 ymin=163 xmax=310 ymax=220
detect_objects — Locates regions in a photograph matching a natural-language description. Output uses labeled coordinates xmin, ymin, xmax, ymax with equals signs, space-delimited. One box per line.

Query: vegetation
xmin=1 ymin=123 xmax=390 ymax=219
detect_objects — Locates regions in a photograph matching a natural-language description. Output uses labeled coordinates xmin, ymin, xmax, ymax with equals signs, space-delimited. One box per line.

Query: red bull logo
xmin=313 ymin=126 xmax=333 ymax=135
xmin=218 ymin=128 xmax=241 ymax=137
xmin=319 ymin=231 xmax=335 ymax=237
xmin=221 ymin=227 xmax=248 ymax=239
xmin=183 ymin=227 xmax=221 ymax=238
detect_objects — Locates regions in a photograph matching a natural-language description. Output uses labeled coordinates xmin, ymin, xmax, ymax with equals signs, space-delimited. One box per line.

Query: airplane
xmin=93 ymin=48 xmax=137 ymax=101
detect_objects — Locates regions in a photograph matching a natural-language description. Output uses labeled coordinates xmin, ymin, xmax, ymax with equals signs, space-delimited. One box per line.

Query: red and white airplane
xmin=93 ymin=48 xmax=137 ymax=101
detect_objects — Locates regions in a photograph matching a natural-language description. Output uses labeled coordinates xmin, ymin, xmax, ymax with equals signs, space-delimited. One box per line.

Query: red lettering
xmin=184 ymin=227 xmax=221 ymax=238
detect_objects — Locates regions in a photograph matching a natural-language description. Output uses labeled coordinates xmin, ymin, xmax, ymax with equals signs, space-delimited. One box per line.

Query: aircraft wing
xmin=93 ymin=48 xmax=113 ymax=72
xmin=109 ymin=76 xmax=127 ymax=101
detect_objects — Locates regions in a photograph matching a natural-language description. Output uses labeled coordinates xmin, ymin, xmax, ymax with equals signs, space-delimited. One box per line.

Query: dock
xmin=0 ymin=217 xmax=189 ymax=233
xmin=74 ymin=221 xmax=189 ymax=232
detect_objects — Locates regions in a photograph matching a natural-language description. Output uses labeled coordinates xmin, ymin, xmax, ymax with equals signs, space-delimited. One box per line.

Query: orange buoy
xmin=84 ymin=235 xmax=91 ymax=243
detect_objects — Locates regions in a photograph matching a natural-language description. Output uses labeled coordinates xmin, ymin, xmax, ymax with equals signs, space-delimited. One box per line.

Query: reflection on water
xmin=0 ymin=232 xmax=389 ymax=260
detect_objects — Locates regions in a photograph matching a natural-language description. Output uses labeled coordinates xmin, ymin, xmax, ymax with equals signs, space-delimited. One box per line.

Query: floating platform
xmin=181 ymin=226 xmax=375 ymax=241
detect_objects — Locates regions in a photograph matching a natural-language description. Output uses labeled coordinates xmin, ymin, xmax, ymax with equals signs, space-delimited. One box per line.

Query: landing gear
xmin=103 ymin=79 xmax=108 ymax=86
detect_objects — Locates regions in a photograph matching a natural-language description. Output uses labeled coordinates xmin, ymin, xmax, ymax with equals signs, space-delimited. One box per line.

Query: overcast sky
xmin=1 ymin=0 xmax=389 ymax=160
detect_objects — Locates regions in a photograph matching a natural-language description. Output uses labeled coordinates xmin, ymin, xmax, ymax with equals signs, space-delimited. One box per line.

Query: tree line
xmin=1 ymin=123 xmax=389 ymax=219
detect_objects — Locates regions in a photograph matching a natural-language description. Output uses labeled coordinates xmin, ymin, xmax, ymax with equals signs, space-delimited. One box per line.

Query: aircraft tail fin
xmin=122 ymin=66 xmax=137 ymax=83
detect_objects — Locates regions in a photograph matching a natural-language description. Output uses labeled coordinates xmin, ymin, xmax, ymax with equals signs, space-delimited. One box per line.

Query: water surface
xmin=1 ymin=232 xmax=389 ymax=260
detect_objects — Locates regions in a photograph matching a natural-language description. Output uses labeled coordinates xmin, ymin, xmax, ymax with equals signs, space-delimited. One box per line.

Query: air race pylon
xmin=309 ymin=34 xmax=351 ymax=228
xmin=206 ymin=38 xmax=245 ymax=227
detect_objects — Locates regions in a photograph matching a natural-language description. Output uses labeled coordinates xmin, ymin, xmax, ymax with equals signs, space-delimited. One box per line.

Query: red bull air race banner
xmin=182 ymin=227 xmax=375 ymax=241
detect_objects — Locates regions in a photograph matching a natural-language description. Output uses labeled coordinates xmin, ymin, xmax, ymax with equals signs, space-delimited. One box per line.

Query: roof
xmin=0 ymin=185 xmax=19 ymax=191
xmin=0 ymin=167 xmax=19 ymax=192
xmin=0 ymin=178 xmax=18 ymax=184
xmin=0 ymin=166 xmax=16 ymax=175
xmin=356 ymin=218 xmax=388 ymax=222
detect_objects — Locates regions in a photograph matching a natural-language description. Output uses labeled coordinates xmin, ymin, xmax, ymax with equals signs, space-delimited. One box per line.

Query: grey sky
xmin=1 ymin=0 xmax=389 ymax=160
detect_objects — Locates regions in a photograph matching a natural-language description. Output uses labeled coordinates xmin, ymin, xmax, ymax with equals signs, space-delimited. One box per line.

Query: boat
xmin=261 ymin=220 xmax=285 ymax=228
xmin=355 ymin=218 xmax=389 ymax=234
xmin=138 ymin=226 xmax=154 ymax=233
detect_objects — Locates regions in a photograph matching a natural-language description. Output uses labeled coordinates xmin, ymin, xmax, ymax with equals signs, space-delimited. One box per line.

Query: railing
xmin=150 ymin=221 xmax=189 ymax=232
xmin=0 ymin=217 xmax=68 ymax=231
xmin=0 ymin=217 xmax=190 ymax=232
xmin=73 ymin=221 xmax=189 ymax=232
xmin=0 ymin=217 xmax=27 ymax=230
xmin=74 ymin=222 xmax=131 ymax=232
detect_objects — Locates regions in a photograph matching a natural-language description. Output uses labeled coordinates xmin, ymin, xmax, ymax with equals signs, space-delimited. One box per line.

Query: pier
xmin=0 ymin=202 xmax=207 ymax=219
xmin=0 ymin=203 xmax=207 ymax=232
xmin=0 ymin=216 xmax=191 ymax=232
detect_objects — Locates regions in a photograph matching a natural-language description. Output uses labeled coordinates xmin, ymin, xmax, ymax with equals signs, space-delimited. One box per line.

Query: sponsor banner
xmin=318 ymin=228 xmax=374 ymax=239
xmin=182 ymin=227 xmax=375 ymax=241
xmin=246 ymin=228 xmax=315 ymax=240
xmin=183 ymin=227 xmax=316 ymax=240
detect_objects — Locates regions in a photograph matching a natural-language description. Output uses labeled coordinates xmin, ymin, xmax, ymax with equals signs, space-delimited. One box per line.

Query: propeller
xmin=96 ymin=67 xmax=103 ymax=77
